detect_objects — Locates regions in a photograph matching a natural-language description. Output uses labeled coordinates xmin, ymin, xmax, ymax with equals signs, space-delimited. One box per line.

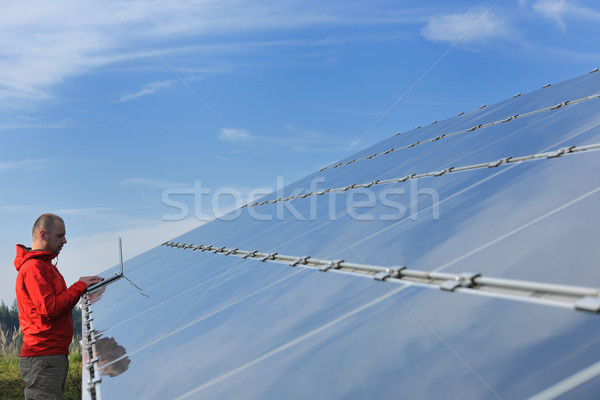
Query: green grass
xmin=0 ymin=355 xmax=25 ymax=399
xmin=0 ymin=326 xmax=82 ymax=400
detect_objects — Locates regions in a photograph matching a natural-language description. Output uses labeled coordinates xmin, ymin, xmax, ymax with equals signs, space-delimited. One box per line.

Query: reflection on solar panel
xmin=82 ymin=70 xmax=600 ymax=399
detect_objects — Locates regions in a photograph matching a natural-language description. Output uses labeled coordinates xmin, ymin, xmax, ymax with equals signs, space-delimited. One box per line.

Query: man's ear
xmin=39 ymin=230 xmax=46 ymax=241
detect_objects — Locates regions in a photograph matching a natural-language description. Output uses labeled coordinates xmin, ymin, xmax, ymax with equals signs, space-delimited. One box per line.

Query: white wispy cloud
xmin=217 ymin=128 xmax=252 ymax=143
xmin=0 ymin=1 xmax=121 ymax=109
xmin=0 ymin=79 xmax=54 ymax=104
xmin=0 ymin=159 xmax=50 ymax=172
xmin=0 ymin=0 xmax=422 ymax=110
xmin=116 ymin=80 xmax=175 ymax=102
xmin=421 ymin=8 xmax=511 ymax=44
xmin=217 ymin=125 xmax=357 ymax=153
xmin=533 ymin=0 xmax=570 ymax=29
xmin=208 ymin=153 xmax=233 ymax=162
xmin=531 ymin=0 xmax=600 ymax=30
xmin=280 ymin=124 xmax=361 ymax=152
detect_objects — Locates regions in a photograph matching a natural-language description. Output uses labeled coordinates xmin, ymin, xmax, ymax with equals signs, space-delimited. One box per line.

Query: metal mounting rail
xmin=80 ymin=237 xmax=127 ymax=400
xmin=244 ymin=142 xmax=600 ymax=208
xmin=319 ymin=91 xmax=600 ymax=172
xmin=162 ymin=241 xmax=600 ymax=313
xmin=81 ymin=293 xmax=102 ymax=400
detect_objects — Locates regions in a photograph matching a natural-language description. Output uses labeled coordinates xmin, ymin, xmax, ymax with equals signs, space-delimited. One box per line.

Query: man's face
xmin=43 ymin=220 xmax=67 ymax=254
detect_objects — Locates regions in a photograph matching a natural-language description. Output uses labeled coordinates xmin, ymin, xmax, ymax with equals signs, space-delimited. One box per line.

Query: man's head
xmin=32 ymin=213 xmax=67 ymax=254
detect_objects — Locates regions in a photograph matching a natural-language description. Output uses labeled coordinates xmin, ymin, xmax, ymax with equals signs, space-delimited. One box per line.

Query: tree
xmin=0 ymin=300 xmax=9 ymax=330
xmin=72 ymin=306 xmax=82 ymax=338
xmin=0 ymin=300 xmax=19 ymax=332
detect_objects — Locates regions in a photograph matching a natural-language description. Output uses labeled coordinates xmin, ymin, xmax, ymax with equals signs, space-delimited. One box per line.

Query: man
xmin=15 ymin=213 xmax=104 ymax=399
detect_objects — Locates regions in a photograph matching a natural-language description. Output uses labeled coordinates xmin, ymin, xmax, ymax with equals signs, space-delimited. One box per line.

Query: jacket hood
xmin=14 ymin=244 xmax=57 ymax=271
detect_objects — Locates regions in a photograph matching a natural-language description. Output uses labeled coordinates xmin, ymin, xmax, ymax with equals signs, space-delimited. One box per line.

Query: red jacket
xmin=14 ymin=244 xmax=88 ymax=357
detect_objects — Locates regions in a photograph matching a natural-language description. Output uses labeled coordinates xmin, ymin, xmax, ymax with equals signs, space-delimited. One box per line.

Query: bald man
xmin=15 ymin=213 xmax=103 ymax=399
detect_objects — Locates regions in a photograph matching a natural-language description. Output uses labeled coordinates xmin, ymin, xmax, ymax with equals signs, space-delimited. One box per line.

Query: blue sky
xmin=2 ymin=0 xmax=600 ymax=303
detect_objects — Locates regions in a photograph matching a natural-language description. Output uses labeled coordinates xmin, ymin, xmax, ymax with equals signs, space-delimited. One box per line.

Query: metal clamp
xmin=374 ymin=266 xmax=406 ymax=281
xmin=260 ymin=253 xmax=278 ymax=262
xmin=397 ymin=174 xmax=416 ymax=183
xmin=319 ymin=260 xmax=344 ymax=272
xmin=433 ymin=167 xmax=454 ymax=177
xmin=487 ymin=157 xmax=512 ymax=168
xmin=363 ymin=180 xmax=380 ymax=188
xmin=440 ymin=272 xmax=481 ymax=292
xmin=547 ymin=146 xmax=576 ymax=159
xmin=87 ymin=376 xmax=102 ymax=388
xmin=224 ymin=248 xmax=238 ymax=256
xmin=86 ymin=357 xmax=99 ymax=369
xmin=242 ymin=251 xmax=259 ymax=259
xmin=575 ymin=296 xmax=600 ymax=313
xmin=290 ymin=256 xmax=310 ymax=267
xmin=550 ymin=101 xmax=570 ymax=110
xmin=85 ymin=340 xmax=97 ymax=352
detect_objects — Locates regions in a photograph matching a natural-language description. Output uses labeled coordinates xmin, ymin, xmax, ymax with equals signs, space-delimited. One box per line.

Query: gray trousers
xmin=19 ymin=354 xmax=69 ymax=400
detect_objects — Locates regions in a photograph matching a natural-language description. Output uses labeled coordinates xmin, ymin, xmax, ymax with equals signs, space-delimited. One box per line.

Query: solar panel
xmin=82 ymin=70 xmax=600 ymax=399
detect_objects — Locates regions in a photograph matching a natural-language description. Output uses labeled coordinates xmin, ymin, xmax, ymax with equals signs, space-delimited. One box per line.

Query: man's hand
xmin=79 ymin=276 xmax=104 ymax=286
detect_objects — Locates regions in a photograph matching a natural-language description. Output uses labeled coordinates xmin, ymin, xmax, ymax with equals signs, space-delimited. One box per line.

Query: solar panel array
xmin=82 ymin=70 xmax=600 ymax=399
